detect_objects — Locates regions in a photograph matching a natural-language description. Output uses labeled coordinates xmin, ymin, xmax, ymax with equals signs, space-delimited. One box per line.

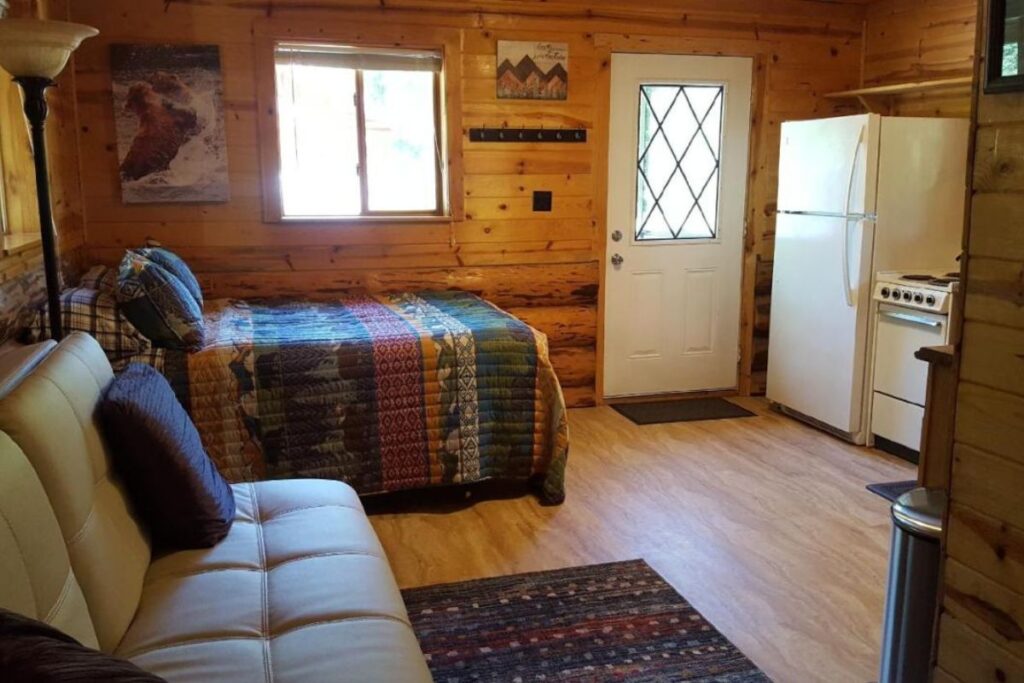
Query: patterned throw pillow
xmin=78 ymin=265 xmax=117 ymax=292
xmin=116 ymin=252 xmax=205 ymax=351
xmin=131 ymin=247 xmax=203 ymax=308
xmin=24 ymin=287 xmax=151 ymax=361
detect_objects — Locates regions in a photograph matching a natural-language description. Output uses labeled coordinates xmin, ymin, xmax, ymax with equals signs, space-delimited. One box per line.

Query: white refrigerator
xmin=766 ymin=113 xmax=968 ymax=443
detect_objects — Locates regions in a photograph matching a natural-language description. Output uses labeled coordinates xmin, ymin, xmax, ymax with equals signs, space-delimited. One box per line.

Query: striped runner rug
xmin=401 ymin=559 xmax=770 ymax=682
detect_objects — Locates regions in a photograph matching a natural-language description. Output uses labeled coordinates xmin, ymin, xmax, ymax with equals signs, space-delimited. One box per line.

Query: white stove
xmin=870 ymin=270 xmax=959 ymax=461
xmin=873 ymin=271 xmax=958 ymax=313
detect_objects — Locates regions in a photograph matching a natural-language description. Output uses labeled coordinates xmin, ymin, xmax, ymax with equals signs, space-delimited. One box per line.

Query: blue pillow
xmin=116 ymin=251 xmax=205 ymax=351
xmin=100 ymin=363 xmax=234 ymax=550
xmin=132 ymin=246 xmax=203 ymax=308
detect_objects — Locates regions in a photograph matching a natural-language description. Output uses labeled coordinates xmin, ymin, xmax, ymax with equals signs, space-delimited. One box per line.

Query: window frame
xmin=631 ymin=81 xmax=727 ymax=246
xmin=255 ymin=20 xmax=462 ymax=224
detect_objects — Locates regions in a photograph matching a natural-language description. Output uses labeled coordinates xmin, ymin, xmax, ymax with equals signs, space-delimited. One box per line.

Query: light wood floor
xmin=369 ymin=398 xmax=914 ymax=683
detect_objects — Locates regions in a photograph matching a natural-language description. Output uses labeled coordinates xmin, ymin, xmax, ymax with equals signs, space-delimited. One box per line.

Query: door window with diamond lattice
xmin=634 ymin=84 xmax=724 ymax=241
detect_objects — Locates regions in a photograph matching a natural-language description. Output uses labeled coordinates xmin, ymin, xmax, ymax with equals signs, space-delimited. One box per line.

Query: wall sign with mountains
xmin=496 ymin=41 xmax=568 ymax=100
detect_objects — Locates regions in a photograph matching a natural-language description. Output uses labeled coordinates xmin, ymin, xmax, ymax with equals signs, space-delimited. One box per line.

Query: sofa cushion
xmin=115 ymin=479 xmax=432 ymax=683
xmin=100 ymin=364 xmax=234 ymax=550
xmin=131 ymin=248 xmax=203 ymax=309
xmin=116 ymin=252 xmax=204 ymax=351
xmin=0 ymin=333 xmax=151 ymax=652
xmin=0 ymin=432 xmax=97 ymax=649
xmin=0 ymin=608 xmax=165 ymax=682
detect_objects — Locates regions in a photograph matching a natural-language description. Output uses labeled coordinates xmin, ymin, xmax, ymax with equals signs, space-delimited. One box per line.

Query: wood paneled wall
xmin=933 ymin=2 xmax=1024 ymax=680
xmin=862 ymin=0 xmax=977 ymax=116
xmin=0 ymin=0 xmax=86 ymax=342
xmin=70 ymin=0 xmax=867 ymax=403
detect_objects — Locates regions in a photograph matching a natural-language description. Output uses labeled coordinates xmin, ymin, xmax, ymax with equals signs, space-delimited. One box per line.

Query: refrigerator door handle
xmin=841 ymin=127 xmax=865 ymax=308
xmin=844 ymin=125 xmax=865 ymax=218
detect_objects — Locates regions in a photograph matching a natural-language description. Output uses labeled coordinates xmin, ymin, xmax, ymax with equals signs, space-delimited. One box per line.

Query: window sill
xmin=2 ymin=233 xmax=41 ymax=257
xmin=279 ymin=215 xmax=454 ymax=225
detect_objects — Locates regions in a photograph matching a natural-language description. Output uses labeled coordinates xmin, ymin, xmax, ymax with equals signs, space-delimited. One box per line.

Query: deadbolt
xmin=611 ymin=253 xmax=624 ymax=267
xmin=611 ymin=229 xmax=623 ymax=242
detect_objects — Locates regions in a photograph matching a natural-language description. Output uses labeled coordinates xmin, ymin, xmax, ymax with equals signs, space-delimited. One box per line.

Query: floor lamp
xmin=0 ymin=18 xmax=97 ymax=341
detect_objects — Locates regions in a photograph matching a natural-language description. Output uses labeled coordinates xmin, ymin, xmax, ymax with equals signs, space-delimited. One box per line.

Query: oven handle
xmin=879 ymin=310 xmax=943 ymax=329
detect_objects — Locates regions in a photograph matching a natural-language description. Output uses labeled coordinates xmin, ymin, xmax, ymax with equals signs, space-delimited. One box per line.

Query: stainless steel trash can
xmin=879 ymin=487 xmax=947 ymax=683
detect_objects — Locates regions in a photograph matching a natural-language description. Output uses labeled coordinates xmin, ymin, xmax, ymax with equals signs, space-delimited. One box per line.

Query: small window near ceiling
xmin=274 ymin=43 xmax=446 ymax=219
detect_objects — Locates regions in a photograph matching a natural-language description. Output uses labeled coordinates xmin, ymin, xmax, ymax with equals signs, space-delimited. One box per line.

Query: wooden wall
xmin=933 ymin=2 xmax=1024 ymax=680
xmin=68 ymin=0 xmax=867 ymax=403
xmin=0 ymin=0 xmax=86 ymax=341
xmin=862 ymin=0 xmax=977 ymax=116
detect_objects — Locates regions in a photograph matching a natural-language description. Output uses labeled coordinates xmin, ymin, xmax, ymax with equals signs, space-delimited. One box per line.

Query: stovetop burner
xmin=895 ymin=273 xmax=959 ymax=287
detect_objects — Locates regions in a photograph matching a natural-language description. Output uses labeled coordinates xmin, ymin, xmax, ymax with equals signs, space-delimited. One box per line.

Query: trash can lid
xmin=892 ymin=487 xmax=947 ymax=539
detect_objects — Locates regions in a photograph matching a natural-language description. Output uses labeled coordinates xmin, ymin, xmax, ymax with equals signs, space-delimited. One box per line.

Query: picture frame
xmin=985 ymin=0 xmax=1024 ymax=93
xmin=110 ymin=43 xmax=230 ymax=203
xmin=496 ymin=41 xmax=568 ymax=101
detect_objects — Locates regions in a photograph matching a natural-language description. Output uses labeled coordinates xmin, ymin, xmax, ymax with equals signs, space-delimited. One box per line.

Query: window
xmin=634 ymin=84 xmax=724 ymax=241
xmin=274 ymin=43 xmax=445 ymax=219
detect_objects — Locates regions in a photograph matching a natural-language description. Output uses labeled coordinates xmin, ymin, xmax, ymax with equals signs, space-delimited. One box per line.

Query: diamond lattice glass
xmin=635 ymin=84 xmax=724 ymax=241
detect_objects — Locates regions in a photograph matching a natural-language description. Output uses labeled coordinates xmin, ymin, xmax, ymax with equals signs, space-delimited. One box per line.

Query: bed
xmin=131 ymin=290 xmax=568 ymax=504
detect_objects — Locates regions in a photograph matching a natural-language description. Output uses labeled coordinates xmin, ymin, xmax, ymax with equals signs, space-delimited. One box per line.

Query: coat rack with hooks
xmin=468 ymin=127 xmax=587 ymax=143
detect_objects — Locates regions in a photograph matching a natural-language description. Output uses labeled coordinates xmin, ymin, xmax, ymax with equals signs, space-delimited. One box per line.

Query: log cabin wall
xmin=69 ymin=0 xmax=870 ymax=404
xmin=0 ymin=0 xmax=87 ymax=341
xmin=933 ymin=1 xmax=1024 ymax=678
xmin=862 ymin=0 xmax=978 ymax=116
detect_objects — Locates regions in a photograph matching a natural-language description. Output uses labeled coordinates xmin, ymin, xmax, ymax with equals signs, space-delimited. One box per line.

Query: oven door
xmin=873 ymin=303 xmax=947 ymax=406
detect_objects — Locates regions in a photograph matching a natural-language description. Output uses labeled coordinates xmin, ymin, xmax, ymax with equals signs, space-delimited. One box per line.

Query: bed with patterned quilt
xmin=132 ymin=290 xmax=568 ymax=504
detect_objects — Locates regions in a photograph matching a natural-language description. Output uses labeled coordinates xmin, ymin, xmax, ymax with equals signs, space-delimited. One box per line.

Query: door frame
xmin=592 ymin=35 xmax=766 ymax=403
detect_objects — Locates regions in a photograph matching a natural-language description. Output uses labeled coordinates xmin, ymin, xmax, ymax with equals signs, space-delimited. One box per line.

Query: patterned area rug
xmin=401 ymin=560 xmax=770 ymax=682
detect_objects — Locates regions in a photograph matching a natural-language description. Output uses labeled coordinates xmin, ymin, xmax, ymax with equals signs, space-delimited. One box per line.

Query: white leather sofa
xmin=0 ymin=333 xmax=433 ymax=682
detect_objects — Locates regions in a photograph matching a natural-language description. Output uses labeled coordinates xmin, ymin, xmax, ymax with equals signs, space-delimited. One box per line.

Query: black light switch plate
xmin=533 ymin=190 xmax=553 ymax=212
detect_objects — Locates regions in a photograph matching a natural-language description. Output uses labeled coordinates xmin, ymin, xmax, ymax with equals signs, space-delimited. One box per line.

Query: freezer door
xmin=777 ymin=114 xmax=880 ymax=216
xmin=767 ymin=213 xmax=876 ymax=436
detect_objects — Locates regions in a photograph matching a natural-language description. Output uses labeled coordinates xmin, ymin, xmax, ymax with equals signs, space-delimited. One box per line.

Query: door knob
xmin=611 ymin=253 xmax=624 ymax=267
xmin=611 ymin=229 xmax=623 ymax=242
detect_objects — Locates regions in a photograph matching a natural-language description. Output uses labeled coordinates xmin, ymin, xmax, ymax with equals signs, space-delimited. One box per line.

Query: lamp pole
xmin=14 ymin=75 xmax=62 ymax=341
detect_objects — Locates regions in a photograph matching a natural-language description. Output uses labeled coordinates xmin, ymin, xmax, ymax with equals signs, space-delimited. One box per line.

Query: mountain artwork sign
xmin=496 ymin=41 xmax=568 ymax=100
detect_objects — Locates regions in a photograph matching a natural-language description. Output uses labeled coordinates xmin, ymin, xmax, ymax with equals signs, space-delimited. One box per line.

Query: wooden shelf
xmin=825 ymin=77 xmax=973 ymax=114
xmin=825 ymin=77 xmax=973 ymax=99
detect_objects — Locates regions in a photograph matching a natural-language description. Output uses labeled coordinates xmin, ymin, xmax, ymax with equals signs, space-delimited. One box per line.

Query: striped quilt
xmin=136 ymin=291 xmax=568 ymax=504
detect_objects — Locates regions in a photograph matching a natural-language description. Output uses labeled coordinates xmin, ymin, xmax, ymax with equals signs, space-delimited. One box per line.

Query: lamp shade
xmin=0 ymin=19 xmax=97 ymax=80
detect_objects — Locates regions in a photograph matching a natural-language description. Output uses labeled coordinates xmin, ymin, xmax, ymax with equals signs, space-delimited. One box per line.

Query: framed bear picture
xmin=110 ymin=44 xmax=230 ymax=203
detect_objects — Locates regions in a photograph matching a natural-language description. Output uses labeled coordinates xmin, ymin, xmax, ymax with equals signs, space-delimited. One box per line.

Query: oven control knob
xmin=914 ymin=293 xmax=924 ymax=304
xmin=880 ymin=287 xmax=891 ymax=298
xmin=926 ymin=295 xmax=936 ymax=306
xmin=891 ymin=288 xmax=900 ymax=300
xmin=903 ymin=291 xmax=913 ymax=302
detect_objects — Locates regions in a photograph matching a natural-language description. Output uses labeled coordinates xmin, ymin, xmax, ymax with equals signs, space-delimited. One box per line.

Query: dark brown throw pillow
xmin=100 ymin=363 xmax=235 ymax=550
xmin=0 ymin=608 xmax=165 ymax=682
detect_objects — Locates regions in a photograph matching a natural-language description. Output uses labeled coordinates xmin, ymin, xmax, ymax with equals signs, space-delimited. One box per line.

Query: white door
xmin=603 ymin=54 xmax=753 ymax=398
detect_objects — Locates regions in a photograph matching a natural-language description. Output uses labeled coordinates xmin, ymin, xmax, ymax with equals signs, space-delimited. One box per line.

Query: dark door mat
xmin=612 ymin=397 xmax=755 ymax=425
xmin=866 ymin=480 xmax=917 ymax=502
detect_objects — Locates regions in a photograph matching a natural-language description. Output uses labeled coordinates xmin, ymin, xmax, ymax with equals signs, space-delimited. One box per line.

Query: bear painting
xmin=111 ymin=44 xmax=229 ymax=203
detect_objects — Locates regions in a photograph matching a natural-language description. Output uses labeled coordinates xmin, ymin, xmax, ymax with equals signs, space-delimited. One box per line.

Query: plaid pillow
xmin=79 ymin=265 xmax=117 ymax=292
xmin=25 ymin=287 xmax=152 ymax=361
